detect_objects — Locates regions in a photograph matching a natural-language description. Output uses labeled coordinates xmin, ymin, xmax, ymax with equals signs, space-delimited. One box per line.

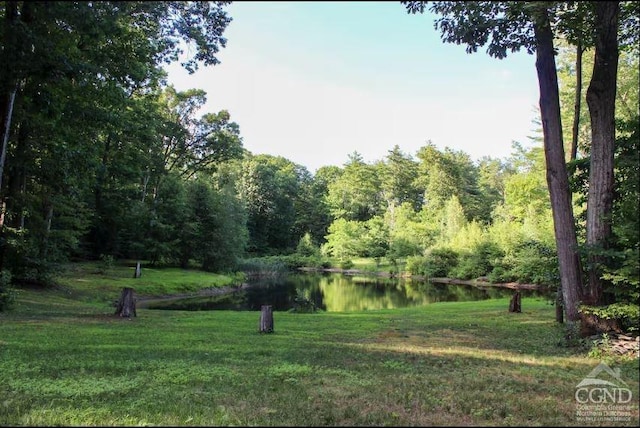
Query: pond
xmin=143 ymin=272 xmax=549 ymax=312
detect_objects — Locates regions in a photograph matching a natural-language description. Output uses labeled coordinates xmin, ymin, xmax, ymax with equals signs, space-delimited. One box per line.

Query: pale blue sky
xmin=166 ymin=1 xmax=542 ymax=173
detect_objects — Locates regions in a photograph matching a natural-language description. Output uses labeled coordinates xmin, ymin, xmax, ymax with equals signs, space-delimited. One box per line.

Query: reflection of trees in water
xmin=149 ymin=273 xmax=548 ymax=312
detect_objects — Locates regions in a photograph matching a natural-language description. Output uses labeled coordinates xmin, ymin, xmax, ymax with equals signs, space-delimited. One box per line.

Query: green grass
xmin=0 ymin=263 xmax=638 ymax=426
xmin=348 ymin=257 xmax=407 ymax=273
xmin=52 ymin=261 xmax=242 ymax=304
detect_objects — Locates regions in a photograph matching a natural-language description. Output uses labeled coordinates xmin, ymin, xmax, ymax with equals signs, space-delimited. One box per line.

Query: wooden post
xmin=115 ymin=287 xmax=137 ymax=318
xmin=133 ymin=261 xmax=141 ymax=278
xmin=508 ymin=291 xmax=521 ymax=313
xmin=259 ymin=305 xmax=274 ymax=333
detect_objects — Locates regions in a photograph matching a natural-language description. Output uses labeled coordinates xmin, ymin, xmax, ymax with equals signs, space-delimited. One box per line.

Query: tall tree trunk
xmin=533 ymin=9 xmax=584 ymax=322
xmin=0 ymin=85 xmax=17 ymax=198
xmin=0 ymin=1 xmax=20 ymax=272
xmin=570 ymin=40 xmax=583 ymax=163
xmin=558 ymin=40 xmax=584 ymax=323
xmin=38 ymin=202 xmax=53 ymax=261
xmin=585 ymin=1 xmax=619 ymax=306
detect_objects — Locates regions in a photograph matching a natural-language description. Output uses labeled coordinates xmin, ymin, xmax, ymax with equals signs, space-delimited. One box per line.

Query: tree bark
xmin=585 ymin=1 xmax=619 ymax=306
xmin=533 ymin=9 xmax=584 ymax=322
xmin=259 ymin=305 xmax=274 ymax=333
xmin=133 ymin=261 xmax=142 ymax=278
xmin=508 ymin=292 xmax=521 ymax=313
xmin=570 ymin=40 xmax=583 ymax=163
xmin=115 ymin=287 xmax=137 ymax=318
xmin=0 ymin=85 xmax=17 ymax=198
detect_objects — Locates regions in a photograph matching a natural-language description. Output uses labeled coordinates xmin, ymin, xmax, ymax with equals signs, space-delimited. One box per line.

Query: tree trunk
xmin=133 ymin=261 xmax=142 ymax=278
xmin=38 ymin=202 xmax=53 ymax=261
xmin=585 ymin=1 xmax=619 ymax=306
xmin=258 ymin=305 xmax=274 ymax=333
xmin=533 ymin=9 xmax=584 ymax=322
xmin=115 ymin=287 xmax=137 ymax=318
xmin=508 ymin=292 xmax=521 ymax=313
xmin=0 ymin=85 xmax=17 ymax=197
xmin=569 ymin=41 xmax=583 ymax=163
xmin=555 ymin=287 xmax=564 ymax=323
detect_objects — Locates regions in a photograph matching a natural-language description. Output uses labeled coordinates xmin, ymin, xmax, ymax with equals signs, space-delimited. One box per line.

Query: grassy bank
xmin=0 ymin=263 xmax=638 ymax=426
xmin=52 ymin=261 xmax=243 ymax=303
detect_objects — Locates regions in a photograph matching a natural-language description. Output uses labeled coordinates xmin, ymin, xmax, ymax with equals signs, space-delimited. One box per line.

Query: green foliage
xmin=237 ymin=257 xmax=288 ymax=276
xmin=405 ymin=248 xmax=459 ymax=277
xmin=580 ymin=303 xmax=640 ymax=334
xmin=97 ymin=255 xmax=115 ymax=275
xmin=360 ymin=217 xmax=389 ymax=259
xmin=379 ymin=145 xmax=421 ymax=210
xmin=384 ymin=202 xmax=428 ymax=259
xmin=490 ymin=240 xmax=559 ymax=286
xmin=0 ymin=0 xmax=236 ymax=276
xmin=339 ymin=259 xmax=355 ymax=270
xmin=0 ymin=270 xmax=16 ymax=311
xmin=322 ymin=218 xmax=365 ymax=261
xmin=296 ymin=233 xmax=318 ymax=257
xmin=450 ymin=241 xmax=504 ymax=280
xmin=240 ymin=155 xmax=307 ymax=255
xmin=239 ymin=254 xmax=329 ymax=273
xmin=325 ymin=152 xmax=383 ymax=222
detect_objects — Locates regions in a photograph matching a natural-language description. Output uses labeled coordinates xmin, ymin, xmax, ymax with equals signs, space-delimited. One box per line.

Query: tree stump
xmin=508 ymin=291 xmax=521 ymax=313
xmin=133 ymin=261 xmax=142 ymax=278
xmin=115 ymin=287 xmax=137 ymax=318
xmin=259 ymin=305 xmax=274 ymax=333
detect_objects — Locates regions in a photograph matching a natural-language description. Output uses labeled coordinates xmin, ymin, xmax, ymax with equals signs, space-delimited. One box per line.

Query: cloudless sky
xmin=165 ymin=1 xmax=542 ymax=173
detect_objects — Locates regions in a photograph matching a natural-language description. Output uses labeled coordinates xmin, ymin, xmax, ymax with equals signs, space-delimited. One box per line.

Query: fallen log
xmin=428 ymin=277 xmax=543 ymax=291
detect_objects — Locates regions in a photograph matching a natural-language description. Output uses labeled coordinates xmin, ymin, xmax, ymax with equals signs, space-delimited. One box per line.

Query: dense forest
xmin=0 ymin=2 xmax=637 ymax=331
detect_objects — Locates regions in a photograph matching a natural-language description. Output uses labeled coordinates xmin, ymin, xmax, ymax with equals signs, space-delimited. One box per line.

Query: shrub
xmin=404 ymin=255 xmax=427 ymax=276
xmin=340 ymin=259 xmax=354 ymax=270
xmin=580 ymin=303 xmax=640 ymax=334
xmin=450 ymin=242 xmax=503 ymax=280
xmin=405 ymin=248 xmax=459 ymax=277
xmin=505 ymin=240 xmax=559 ymax=286
xmin=425 ymin=248 xmax=459 ymax=277
xmin=296 ymin=233 xmax=318 ymax=257
xmin=0 ymin=270 xmax=16 ymax=312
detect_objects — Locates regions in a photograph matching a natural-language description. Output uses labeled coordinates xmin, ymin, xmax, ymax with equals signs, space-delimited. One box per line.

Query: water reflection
xmin=146 ymin=272 xmax=546 ymax=312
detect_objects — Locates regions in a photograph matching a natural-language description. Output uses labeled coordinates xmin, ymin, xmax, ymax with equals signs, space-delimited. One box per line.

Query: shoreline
xmin=297 ymin=267 xmax=545 ymax=291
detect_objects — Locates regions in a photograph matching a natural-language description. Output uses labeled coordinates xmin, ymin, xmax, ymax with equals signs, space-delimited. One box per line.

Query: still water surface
xmin=146 ymin=272 xmax=546 ymax=312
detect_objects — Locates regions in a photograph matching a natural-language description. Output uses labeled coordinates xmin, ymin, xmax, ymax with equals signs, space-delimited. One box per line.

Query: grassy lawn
xmin=0 ymin=263 xmax=638 ymax=426
xmin=349 ymin=257 xmax=406 ymax=273
xmin=53 ymin=261 xmax=243 ymax=304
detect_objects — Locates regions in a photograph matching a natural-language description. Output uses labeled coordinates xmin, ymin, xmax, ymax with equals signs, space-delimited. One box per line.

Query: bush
xmin=580 ymin=303 xmax=640 ymax=334
xmin=239 ymin=254 xmax=331 ymax=273
xmin=296 ymin=233 xmax=319 ymax=257
xmin=425 ymin=248 xmax=459 ymax=277
xmin=97 ymin=254 xmax=115 ymax=274
xmin=404 ymin=255 xmax=427 ymax=276
xmin=405 ymin=248 xmax=459 ymax=277
xmin=340 ymin=259 xmax=354 ymax=270
xmin=0 ymin=270 xmax=16 ymax=312
xmin=450 ymin=242 xmax=503 ymax=280
xmin=504 ymin=240 xmax=559 ymax=286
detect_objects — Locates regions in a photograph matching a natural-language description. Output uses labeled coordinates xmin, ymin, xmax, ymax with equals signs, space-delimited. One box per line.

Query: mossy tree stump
xmin=115 ymin=287 xmax=137 ymax=318
xmin=259 ymin=305 xmax=274 ymax=333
